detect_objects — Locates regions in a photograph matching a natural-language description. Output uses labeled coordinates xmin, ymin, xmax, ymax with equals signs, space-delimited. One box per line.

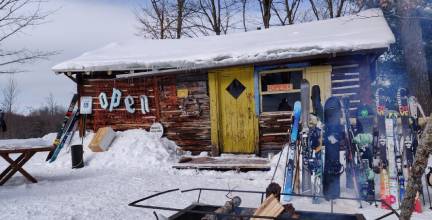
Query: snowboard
xmin=49 ymin=111 xmax=80 ymax=163
xmin=323 ymin=96 xmax=343 ymax=200
xmin=46 ymin=94 xmax=79 ymax=161
xmin=311 ymin=85 xmax=324 ymax=122
xmin=301 ymin=79 xmax=312 ymax=195
xmin=282 ymin=101 xmax=301 ymax=202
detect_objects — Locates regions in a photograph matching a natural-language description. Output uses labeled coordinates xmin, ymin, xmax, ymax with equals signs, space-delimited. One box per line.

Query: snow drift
xmin=0 ymin=129 xmax=179 ymax=170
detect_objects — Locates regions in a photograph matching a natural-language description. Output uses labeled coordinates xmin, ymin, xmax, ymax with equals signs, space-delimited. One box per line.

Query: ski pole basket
xmin=129 ymin=188 xmax=399 ymax=220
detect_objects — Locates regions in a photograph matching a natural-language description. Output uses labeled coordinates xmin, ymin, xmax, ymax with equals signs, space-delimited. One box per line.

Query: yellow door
xmin=209 ymin=66 xmax=256 ymax=153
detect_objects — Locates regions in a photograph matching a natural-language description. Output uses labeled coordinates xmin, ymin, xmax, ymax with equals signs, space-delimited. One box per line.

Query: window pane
xmin=261 ymin=71 xmax=302 ymax=92
xmin=262 ymin=93 xmax=301 ymax=112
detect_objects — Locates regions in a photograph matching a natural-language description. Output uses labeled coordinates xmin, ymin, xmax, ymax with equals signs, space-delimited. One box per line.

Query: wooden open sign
xmin=268 ymin=84 xmax=293 ymax=92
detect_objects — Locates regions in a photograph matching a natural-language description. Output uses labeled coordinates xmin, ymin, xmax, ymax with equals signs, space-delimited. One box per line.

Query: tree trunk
xmin=176 ymin=0 xmax=185 ymax=39
xmin=400 ymin=115 xmax=432 ymax=220
xmin=262 ymin=0 xmax=272 ymax=28
xmin=398 ymin=0 xmax=432 ymax=115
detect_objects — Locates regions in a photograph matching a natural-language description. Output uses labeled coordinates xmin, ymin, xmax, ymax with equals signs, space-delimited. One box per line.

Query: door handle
xmin=248 ymin=107 xmax=252 ymax=119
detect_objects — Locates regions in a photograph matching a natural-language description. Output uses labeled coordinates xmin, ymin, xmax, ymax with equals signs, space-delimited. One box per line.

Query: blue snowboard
xmin=282 ymin=101 xmax=301 ymax=202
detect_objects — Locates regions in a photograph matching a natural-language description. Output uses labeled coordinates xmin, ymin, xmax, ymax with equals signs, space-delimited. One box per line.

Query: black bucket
xmin=71 ymin=144 xmax=84 ymax=169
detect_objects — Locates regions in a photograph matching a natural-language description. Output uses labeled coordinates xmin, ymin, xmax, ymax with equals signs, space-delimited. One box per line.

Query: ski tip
xmin=294 ymin=101 xmax=301 ymax=112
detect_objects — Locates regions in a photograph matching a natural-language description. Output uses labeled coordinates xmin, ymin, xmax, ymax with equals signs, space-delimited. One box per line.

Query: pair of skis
xmin=46 ymin=94 xmax=80 ymax=163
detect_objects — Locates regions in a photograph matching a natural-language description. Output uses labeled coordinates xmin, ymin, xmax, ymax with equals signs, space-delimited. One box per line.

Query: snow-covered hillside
xmin=0 ymin=130 xmax=431 ymax=220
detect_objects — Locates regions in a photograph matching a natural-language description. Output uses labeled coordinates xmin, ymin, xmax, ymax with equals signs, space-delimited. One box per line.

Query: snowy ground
xmin=1 ymin=129 xmax=431 ymax=220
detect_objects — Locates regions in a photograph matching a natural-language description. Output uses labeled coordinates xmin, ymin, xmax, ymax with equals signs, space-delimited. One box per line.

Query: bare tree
xmin=189 ymin=0 xmax=238 ymax=35
xmin=1 ymin=76 xmax=19 ymax=113
xmin=0 ymin=0 xmax=54 ymax=74
xmin=271 ymin=0 xmax=301 ymax=25
xmin=45 ymin=92 xmax=57 ymax=116
xmin=136 ymin=0 xmax=176 ymax=39
xmin=307 ymin=0 xmax=358 ymax=20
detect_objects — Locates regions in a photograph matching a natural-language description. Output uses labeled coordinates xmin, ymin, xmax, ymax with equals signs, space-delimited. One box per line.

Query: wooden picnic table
xmin=0 ymin=145 xmax=53 ymax=185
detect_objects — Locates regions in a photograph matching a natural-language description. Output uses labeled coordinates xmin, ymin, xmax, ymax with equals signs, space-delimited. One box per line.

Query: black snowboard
xmin=323 ymin=96 xmax=343 ymax=200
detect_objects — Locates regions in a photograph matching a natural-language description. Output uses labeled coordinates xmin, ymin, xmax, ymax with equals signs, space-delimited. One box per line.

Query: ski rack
xmin=129 ymin=187 xmax=400 ymax=220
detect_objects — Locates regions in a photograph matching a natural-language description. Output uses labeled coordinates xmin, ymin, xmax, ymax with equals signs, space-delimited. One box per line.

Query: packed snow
xmin=52 ymin=8 xmax=395 ymax=73
xmin=1 ymin=130 xmax=431 ymax=220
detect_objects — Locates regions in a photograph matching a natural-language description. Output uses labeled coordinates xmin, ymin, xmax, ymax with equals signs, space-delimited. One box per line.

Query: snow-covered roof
xmin=52 ymin=8 xmax=395 ymax=73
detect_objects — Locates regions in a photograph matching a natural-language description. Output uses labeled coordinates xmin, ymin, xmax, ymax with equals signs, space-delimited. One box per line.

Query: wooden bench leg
xmin=0 ymin=152 xmax=37 ymax=185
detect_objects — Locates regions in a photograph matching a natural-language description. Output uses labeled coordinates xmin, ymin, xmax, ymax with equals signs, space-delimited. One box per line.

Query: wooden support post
xmin=400 ymin=114 xmax=432 ymax=219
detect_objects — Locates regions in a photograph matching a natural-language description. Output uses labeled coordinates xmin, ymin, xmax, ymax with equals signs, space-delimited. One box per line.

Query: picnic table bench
xmin=0 ymin=145 xmax=53 ymax=185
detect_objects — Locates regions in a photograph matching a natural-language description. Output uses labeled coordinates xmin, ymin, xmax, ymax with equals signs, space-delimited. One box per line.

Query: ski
xmin=323 ymin=96 xmax=343 ymax=200
xmin=49 ymin=111 xmax=80 ymax=163
xmin=300 ymin=79 xmax=312 ymax=195
xmin=375 ymin=88 xmax=391 ymax=209
xmin=385 ymin=110 xmax=399 ymax=210
xmin=46 ymin=94 xmax=79 ymax=161
xmin=396 ymin=88 xmax=410 ymax=202
xmin=341 ymin=96 xmax=362 ymax=206
xmin=309 ymin=114 xmax=324 ymax=203
xmin=310 ymin=84 xmax=325 ymax=203
xmin=282 ymin=101 xmax=301 ymax=202
xmin=355 ymin=104 xmax=376 ymax=201
xmin=397 ymin=88 xmax=412 ymax=169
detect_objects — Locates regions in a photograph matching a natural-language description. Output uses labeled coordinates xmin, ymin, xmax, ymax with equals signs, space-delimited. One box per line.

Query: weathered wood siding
xmin=259 ymin=112 xmax=292 ymax=157
xmin=79 ymin=73 xmax=211 ymax=154
xmin=331 ymin=64 xmax=362 ymax=116
xmin=160 ymin=74 xmax=212 ymax=154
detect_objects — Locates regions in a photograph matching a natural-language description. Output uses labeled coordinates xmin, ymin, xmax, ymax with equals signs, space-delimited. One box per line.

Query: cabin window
xmin=260 ymin=69 xmax=303 ymax=112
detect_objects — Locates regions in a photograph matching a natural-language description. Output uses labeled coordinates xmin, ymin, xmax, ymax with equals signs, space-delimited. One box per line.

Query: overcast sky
xmin=0 ymin=0 xmax=142 ymax=114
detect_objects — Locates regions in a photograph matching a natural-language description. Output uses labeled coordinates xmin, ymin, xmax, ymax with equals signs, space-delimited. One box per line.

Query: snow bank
xmin=49 ymin=129 xmax=178 ymax=170
xmin=0 ymin=133 xmax=56 ymax=148
xmin=52 ymin=8 xmax=395 ymax=73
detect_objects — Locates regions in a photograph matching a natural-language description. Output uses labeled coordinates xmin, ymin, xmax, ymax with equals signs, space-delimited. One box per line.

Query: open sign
xmin=98 ymin=88 xmax=150 ymax=114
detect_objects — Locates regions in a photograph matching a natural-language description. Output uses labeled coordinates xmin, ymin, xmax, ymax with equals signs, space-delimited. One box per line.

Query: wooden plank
xmin=208 ymin=71 xmax=220 ymax=155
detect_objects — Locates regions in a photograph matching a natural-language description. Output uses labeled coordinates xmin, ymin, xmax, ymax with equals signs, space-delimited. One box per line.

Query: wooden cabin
xmin=53 ymin=9 xmax=395 ymax=157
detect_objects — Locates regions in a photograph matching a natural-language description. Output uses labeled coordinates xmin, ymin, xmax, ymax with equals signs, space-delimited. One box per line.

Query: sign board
xmin=149 ymin=122 xmax=164 ymax=138
xmin=80 ymin=96 xmax=93 ymax=114
xmin=177 ymin=89 xmax=189 ymax=98
xmin=268 ymin=84 xmax=293 ymax=92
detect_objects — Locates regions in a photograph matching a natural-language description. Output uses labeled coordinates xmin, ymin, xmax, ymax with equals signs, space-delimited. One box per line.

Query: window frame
xmin=259 ymin=67 xmax=304 ymax=114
